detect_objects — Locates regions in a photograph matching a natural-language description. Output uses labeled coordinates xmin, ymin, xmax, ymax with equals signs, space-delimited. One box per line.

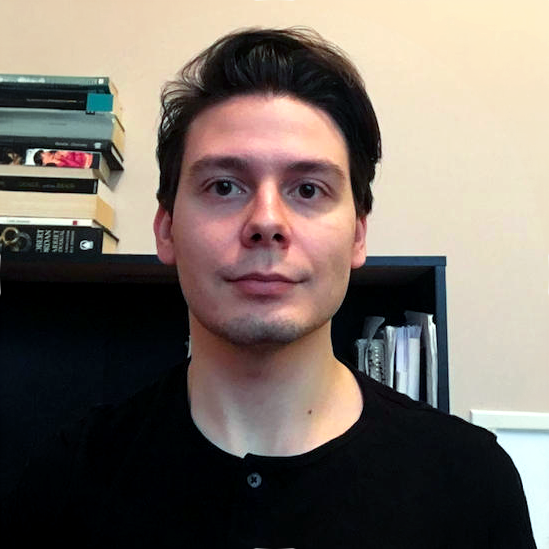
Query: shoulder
xmin=351 ymin=370 xmax=536 ymax=546
xmin=353 ymin=368 xmax=531 ymax=511
xmin=352 ymin=367 xmax=499 ymax=459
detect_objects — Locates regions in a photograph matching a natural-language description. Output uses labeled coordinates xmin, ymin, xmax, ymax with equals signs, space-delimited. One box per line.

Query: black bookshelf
xmin=0 ymin=254 xmax=448 ymax=500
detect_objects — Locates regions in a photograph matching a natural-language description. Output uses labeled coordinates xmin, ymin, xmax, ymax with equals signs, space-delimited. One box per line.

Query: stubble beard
xmin=196 ymin=312 xmax=329 ymax=350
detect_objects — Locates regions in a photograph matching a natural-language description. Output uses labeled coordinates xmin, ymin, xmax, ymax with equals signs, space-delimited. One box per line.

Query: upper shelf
xmin=0 ymin=254 xmax=446 ymax=285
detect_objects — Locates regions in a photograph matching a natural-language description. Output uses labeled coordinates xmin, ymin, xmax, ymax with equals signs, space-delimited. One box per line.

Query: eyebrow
xmin=185 ymin=155 xmax=347 ymax=182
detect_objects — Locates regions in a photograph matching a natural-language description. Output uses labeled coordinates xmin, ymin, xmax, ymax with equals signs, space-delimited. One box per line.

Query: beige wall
xmin=2 ymin=0 xmax=547 ymax=418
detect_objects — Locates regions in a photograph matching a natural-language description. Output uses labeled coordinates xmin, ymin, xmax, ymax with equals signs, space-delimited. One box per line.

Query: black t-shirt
xmin=2 ymin=359 xmax=537 ymax=549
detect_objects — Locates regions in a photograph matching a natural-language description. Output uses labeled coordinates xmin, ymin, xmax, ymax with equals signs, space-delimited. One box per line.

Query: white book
xmin=395 ymin=327 xmax=409 ymax=395
xmin=406 ymin=311 xmax=438 ymax=407
xmin=394 ymin=325 xmax=422 ymax=400
xmin=406 ymin=325 xmax=422 ymax=401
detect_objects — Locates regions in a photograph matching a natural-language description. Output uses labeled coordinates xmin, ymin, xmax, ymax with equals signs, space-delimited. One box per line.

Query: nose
xmin=240 ymin=182 xmax=291 ymax=248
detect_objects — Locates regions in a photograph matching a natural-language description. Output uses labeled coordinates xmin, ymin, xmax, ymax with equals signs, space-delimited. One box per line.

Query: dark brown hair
xmin=156 ymin=27 xmax=381 ymax=216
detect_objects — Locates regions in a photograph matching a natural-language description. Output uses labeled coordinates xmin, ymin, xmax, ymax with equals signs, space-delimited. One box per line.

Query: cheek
xmin=175 ymin=202 xmax=237 ymax=248
xmin=307 ymin=218 xmax=357 ymax=265
xmin=305 ymin=234 xmax=354 ymax=299
xmin=171 ymin=220 xmax=232 ymax=291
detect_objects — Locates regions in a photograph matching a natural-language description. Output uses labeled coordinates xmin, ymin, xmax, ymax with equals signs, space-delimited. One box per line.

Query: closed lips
xmin=233 ymin=273 xmax=295 ymax=282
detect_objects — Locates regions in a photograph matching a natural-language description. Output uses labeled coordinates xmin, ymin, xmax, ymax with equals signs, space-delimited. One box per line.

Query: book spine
xmin=0 ymin=91 xmax=123 ymax=126
xmin=0 ymin=108 xmax=123 ymax=146
xmin=86 ymin=93 xmax=114 ymax=112
xmin=0 ymin=75 xmax=116 ymax=95
xmin=0 ymin=191 xmax=114 ymax=231
xmin=22 ymin=149 xmax=102 ymax=170
xmin=0 ymin=89 xmax=86 ymax=109
xmin=0 ymin=176 xmax=98 ymax=194
xmin=87 ymin=94 xmax=123 ymax=128
xmin=0 ymin=216 xmax=119 ymax=242
xmin=0 ymin=216 xmax=95 ymax=226
xmin=0 ymin=224 xmax=105 ymax=256
xmin=0 ymin=137 xmax=123 ymax=170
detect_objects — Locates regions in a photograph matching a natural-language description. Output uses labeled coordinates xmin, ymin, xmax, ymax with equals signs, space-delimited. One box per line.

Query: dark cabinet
xmin=0 ymin=254 xmax=448 ymax=499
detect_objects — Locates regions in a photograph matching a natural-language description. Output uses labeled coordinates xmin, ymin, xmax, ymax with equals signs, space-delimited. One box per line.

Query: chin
xmin=202 ymin=313 xmax=326 ymax=347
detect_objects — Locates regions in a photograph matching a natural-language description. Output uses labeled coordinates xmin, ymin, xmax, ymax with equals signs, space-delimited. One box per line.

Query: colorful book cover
xmin=24 ymin=149 xmax=100 ymax=169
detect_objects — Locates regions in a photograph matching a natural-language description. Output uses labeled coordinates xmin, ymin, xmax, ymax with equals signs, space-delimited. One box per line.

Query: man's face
xmin=155 ymin=94 xmax=366 ymax=347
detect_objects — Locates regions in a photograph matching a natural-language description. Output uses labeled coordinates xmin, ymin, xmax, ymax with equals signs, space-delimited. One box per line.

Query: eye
xmin=290 ymin=181 xmax=326 ymax=201
xmin=297 ymin=183 xmax=317 ymax=199
xmin=208 ymin=179 xmax=244 ymax=196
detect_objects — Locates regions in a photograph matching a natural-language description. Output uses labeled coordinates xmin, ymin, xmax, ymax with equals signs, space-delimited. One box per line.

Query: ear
xmin=351 ymin=215 xmax=367 ymax=269
xmin=153 ymin=205 xmax=176 ymax=265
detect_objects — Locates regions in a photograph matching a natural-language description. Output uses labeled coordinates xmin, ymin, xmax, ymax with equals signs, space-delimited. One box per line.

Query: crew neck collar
xmin=176 ymin=356 xmax=375 ymax=468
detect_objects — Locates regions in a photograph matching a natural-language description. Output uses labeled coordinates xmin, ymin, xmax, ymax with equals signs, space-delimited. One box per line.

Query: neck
xmin=186 ymin=316 xmax=363 ymax=457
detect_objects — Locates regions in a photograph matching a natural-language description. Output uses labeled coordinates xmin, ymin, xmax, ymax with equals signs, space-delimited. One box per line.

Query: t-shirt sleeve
xmin=486 ymin=437 xmax=537 ymax=549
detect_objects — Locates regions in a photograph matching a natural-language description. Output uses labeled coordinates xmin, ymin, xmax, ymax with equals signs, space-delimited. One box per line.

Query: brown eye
xmin=298 ymin=183 xmax=317 ymax=199
xmin=214 ymin=180 xmax=234 ymax=195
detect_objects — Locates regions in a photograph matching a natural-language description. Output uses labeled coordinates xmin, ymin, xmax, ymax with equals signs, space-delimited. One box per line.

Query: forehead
xmin=181 ymin=94 xmax=350 ymax=177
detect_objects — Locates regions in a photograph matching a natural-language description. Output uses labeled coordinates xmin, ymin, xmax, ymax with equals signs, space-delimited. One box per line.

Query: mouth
xmin=231 ymin=272 xmax=296 ymax=283
xmin=227 ymin=272 xmax=302 ymax=296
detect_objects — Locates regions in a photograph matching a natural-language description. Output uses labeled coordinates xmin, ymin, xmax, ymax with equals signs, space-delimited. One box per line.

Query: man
xmin=3 ymin=28 xmax=536 ymax=549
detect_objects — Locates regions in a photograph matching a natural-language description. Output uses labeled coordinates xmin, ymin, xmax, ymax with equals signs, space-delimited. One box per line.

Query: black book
xmin=0 ymin=175 xmax=105 ymax=196
xmin=0 ymin=74 xmax=118 ymax=95
xmin=0 ymin=89 xmax=123 ymax=126
xmin=0 ymin=88 xmax=87 ymax=109
xmin=0 ymin=224 xmax=117 ymax=256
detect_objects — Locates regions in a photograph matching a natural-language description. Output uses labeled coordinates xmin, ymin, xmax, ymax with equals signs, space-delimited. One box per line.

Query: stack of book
xmin=0 ymin=74 xmax=124 ymax=256
xmin=355 ymin=311 xmax=438 ymax=407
